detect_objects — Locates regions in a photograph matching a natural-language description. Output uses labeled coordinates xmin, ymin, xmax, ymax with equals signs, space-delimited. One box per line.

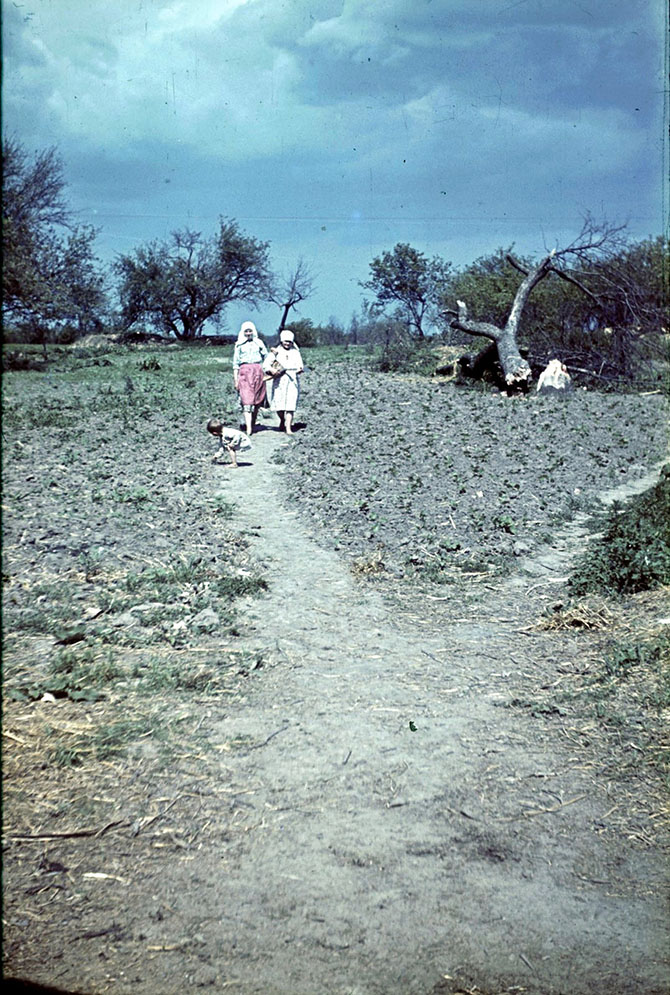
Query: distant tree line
xmin=3 ymin=138 xmax=667 ymax=383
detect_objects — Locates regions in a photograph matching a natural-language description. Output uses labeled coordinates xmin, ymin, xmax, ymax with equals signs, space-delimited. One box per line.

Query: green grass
xmin=45 ymin=716 xmax=158 ymax=767
xmin=570 ymin=467 xmax=670 ymax=595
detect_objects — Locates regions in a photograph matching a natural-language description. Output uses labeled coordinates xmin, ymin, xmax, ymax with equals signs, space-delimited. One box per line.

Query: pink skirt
xmin=237 ymin=364 xmax=266 ymax=406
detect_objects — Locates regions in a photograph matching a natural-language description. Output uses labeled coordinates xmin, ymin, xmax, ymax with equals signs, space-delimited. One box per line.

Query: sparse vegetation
xmin=3 ymin=338 xmax=669 ymax=995
xmin=570 ymin=468 xmax=670 ymax=595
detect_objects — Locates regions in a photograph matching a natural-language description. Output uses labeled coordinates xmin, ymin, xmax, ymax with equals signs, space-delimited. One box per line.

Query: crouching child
xmin=207 ymin=418 xmax=252 ymax=468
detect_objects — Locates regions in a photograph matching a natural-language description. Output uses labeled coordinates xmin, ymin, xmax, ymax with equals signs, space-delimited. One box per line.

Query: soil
xmin=2 ymin=353 xmax=669 ymax=995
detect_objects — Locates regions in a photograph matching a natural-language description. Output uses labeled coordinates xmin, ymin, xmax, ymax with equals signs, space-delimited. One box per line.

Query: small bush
xmin=2 ymin=351 xmax=46 ymax=372
xmin=378 ymin=338 xmax=439 ymax=375
xmin=570 ymin=467 xmax=670 ymax=595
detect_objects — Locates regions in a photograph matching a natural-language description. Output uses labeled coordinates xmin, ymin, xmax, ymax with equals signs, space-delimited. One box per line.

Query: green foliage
xmin=437 ymin=246 xmax=580 ymax=349
xmin=8 ymin=646 xmax=123 ymax=703
xmin=603 ymin=639 xmax=658 ymax=679
xmin=2 ymin=138 xmax=107 ymax=339
xmin=124 ymin=554 xmax=267 ymax=602
xmin=570 ymin=468 xmax=670 ymax=595
xmin=210 ymin=492 xmax=235 ymax=517
xmin=361 ymin=242 xmax=451 ymax=337
xmin=437 ymin=235 xmax=670 ymax=385
xmin=378 ymin=333 xmax=440 ymax=374
xmin=114 ymin=220 xmax=273 ymax=339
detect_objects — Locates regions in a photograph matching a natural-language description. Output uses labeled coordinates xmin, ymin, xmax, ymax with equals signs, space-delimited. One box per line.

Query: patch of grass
xmin=404 ymin=540 xmax=501 ymax=584
xmin=510 ymin=626 xmax=669 ymax=793
xmin=570 ymin=467 xmax=670 ymax=595
xmin=210 ymin=493 xmax=235 ymax=517
xmin=12 ymin=591 xmax=81 ymax=636
xmin=124 ymin=554 xmax=267 ymax=600
xmin=45 ymin=716 xmax=156 ymax=767
xmin=8 ymin=646 xmax=124 ymax=703
xmin=135 ymin=651 xmax=262 ymax=692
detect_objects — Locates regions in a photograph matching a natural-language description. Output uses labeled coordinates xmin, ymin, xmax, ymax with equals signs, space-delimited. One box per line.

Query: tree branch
xmin=506 ymin=254 xmax=602 ymax=304
xmin=446 ymin=300 xmax=503 ymax=341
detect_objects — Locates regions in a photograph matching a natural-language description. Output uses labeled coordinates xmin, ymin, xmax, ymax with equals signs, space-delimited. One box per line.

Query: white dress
xmin=267 ymin=346 xmax=303 ymax=412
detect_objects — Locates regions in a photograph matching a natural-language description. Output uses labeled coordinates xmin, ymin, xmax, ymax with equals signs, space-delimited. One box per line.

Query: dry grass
xmin=536 ymin=595 xmax=617 ymax=631
xmin=350 ymin=548 xmax=387 ymax=577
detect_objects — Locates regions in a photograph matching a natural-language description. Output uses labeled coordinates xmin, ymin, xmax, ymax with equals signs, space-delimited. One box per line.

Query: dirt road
xmin=174 ymin=424 xmax=668 ymax=995
xmin=3 ymin=404 xmax=668 ymax=995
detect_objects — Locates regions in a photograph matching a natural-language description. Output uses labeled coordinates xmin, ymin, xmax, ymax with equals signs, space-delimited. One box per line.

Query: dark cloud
xmin=1 ymin=0 xmax=664 ymax=327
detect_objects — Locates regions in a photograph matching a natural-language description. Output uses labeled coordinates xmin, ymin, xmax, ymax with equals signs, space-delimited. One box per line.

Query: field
xmin=2 ymin=341 xmax=670 ymax=995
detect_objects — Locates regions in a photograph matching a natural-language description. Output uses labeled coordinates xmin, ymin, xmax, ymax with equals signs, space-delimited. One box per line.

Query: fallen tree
xmin=442 ymin=216 xmax=626 ymax=390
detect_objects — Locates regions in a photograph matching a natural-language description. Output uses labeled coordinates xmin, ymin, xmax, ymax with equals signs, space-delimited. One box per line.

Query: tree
xmin=360 ymin=243 xmax=451 ymax=337
xmin=442 ymin=215 xmax=628 ymax=388
xmin=437 ymin=247 xmax=577 ymax=347
xmin=2 ymin=137 xmax=106 ymax=343
xmin=114 ymin=220 xmax=273 ymax=339
xmin=270 ymin=257 xmax=315 ymax=332
xmin=573 ymin=235 xmax=669 ymax=375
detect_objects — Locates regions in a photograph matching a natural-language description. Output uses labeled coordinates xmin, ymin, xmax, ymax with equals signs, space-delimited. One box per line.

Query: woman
xmin=233 ymin=321 xmax=268 ymax=435
xmin=266 ymin=329 xmax=304 ymax=434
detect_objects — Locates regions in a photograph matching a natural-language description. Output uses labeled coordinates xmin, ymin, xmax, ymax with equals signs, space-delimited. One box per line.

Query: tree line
xmin=3 ymin=138 xmax=667 ymax=383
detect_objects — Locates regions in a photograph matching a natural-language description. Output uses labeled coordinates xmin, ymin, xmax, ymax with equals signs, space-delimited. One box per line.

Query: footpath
xmin=186 ymin=423 xmax=669 ymax=995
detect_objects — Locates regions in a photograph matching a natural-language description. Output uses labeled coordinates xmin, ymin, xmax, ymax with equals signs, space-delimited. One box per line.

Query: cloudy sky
xmin=2 ymin=0 xmax=667 ymax=335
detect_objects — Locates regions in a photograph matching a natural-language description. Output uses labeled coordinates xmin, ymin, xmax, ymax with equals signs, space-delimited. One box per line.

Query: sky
xmin=2 ymin=0 xmax=668 ymax=337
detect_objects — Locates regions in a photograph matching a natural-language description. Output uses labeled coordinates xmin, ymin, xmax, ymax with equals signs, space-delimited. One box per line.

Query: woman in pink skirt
xmin=232 ymin=321 xmax=269 ymax=434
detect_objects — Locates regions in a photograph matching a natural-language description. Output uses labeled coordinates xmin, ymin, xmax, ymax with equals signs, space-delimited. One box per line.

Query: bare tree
xmin=271 ymin=258 xmax=315 ymax=332
xmin=443 ymin=215 xmax=627 ymax=389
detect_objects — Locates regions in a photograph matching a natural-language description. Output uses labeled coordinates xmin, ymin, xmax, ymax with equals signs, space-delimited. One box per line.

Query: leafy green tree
xmin=360 ymin=242 xmax=451 ymax=337
xmin=114 ymin=220 xmax=273 ymax=339
xmin=2 ymin=137 xmax=106 ymax=342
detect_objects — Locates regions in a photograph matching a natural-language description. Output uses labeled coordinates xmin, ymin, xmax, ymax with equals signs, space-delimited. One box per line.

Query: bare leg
xmin=285 ymin=412 xmax=294 ymax=435
xmin=227 ymin=444 xmax=238 ymax=468
xmin=243 ymin=410 xmax=253 ymax=435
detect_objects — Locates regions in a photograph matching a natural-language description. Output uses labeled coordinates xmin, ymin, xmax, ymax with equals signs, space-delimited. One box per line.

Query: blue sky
xmin=2 ymin=0 xmax=667 ymax=336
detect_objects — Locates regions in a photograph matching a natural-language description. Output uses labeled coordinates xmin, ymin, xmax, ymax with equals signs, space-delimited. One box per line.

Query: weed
xmin=138 ymin=357 xmax=161 ymax=371
xmin=378 ymin=339 xmax=440 ymax=375
xmin=46 ymin=716 xmax=156 ymax=767
xmin=214 ymin=573 xmax=268 ymax=598
xmin=114 ymin=486 xmax=151 ymax=505
xmin=211 ymin=493 xmax=235 ymax=517
xmin=79 ymin=548 xmax=106 ymax=581
xmin=351 ymin=549 xmax=387 ymax=577
xmin=570 ymin=467 xmax=670 ymax=595
xmin=492 ymin=513 xmax=517 ymax=534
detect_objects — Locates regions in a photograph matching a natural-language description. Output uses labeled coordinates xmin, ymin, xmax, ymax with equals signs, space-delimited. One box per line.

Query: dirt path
xmin=174 ymin=425 xmax=668 ymax=995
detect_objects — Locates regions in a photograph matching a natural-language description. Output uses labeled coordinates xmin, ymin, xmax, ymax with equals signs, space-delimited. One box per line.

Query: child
xmin=206 ymin=418 xmax=252 ymax=467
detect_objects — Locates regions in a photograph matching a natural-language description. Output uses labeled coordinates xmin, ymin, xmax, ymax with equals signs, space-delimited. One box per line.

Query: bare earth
xmin=3 ymin=357 xmax=669 ymax=995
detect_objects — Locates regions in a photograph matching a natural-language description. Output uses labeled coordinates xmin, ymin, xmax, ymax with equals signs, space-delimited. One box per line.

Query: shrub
xmin=570 ymin=467 xmax=670 ymax=595
xmin=378 ymin=336 xmax=440 ymax=375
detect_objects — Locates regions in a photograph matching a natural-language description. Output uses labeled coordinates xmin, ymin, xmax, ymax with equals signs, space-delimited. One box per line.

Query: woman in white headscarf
xmin=265 ymin=329 xmax=304 ymax=434
xmin=233 ymin=321 xmax=268 ymax=435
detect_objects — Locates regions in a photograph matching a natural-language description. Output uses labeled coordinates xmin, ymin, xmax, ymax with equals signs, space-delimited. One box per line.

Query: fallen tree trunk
xmin=444 ymin=252 xmax=558 ymax=389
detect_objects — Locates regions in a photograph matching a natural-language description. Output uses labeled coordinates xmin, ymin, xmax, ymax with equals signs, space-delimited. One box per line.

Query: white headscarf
xmin=279 ymin=329 xmax=295 ymax=343
xmin=236 ymin=321 xmax=259 ymax=344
